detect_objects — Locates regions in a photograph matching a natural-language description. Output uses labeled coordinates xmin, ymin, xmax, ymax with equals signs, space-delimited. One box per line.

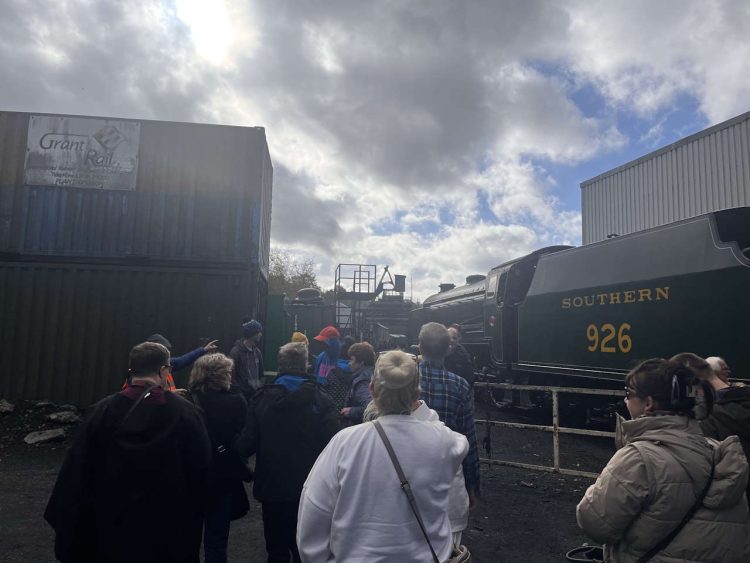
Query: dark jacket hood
xmin=257 ymin=377 xmax=322 ymax=411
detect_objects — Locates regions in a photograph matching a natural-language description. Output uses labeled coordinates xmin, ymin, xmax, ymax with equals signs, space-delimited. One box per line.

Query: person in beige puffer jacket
xmin=576 ymin=358 xmax=750 ymax=563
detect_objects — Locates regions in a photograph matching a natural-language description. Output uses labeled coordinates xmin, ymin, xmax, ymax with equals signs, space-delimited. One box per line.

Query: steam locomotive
xmin=409 ymin=207 xmax=750 ymax=388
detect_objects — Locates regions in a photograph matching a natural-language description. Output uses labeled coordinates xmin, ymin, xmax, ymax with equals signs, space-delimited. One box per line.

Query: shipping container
xmin=0 ymin=259 xmax=266 ymax=406
xmin=581 ymin=110 xmax=750 ymax=244
xmin=0 ymin=111 xmax=272 ymax=405
xmin=0 ymin=111 xmax=272 ymax=274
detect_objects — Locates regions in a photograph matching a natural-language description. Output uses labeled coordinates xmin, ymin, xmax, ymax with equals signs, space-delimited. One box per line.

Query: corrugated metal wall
xmin=0 ymin=112 xmax=28 ymax=250
xmin=0 ymin=112 xmax=273 ymax=405
xmin=0 ymin=112 xmax=273 ymax=270
xmin=581 ymin=111 xmax=750 ymax=244
xmin=0 ymin=260 xmax=261 ymax=406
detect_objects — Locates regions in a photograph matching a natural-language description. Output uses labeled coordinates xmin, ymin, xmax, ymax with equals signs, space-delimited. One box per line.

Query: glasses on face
xmin=624 ymin=387 xmax=638 ymax=399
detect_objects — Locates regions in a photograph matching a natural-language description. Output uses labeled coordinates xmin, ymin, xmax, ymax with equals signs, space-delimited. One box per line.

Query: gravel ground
xmin=0 ymin=397 xmax=617 ymax=562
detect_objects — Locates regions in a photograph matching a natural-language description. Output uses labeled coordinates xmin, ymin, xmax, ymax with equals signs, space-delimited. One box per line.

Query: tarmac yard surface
xmin=0 ymin=401 xmax=615 ymax=562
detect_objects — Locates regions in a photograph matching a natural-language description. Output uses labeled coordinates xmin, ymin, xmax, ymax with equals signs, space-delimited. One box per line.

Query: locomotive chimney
xmin=438 ymin=283 xmax=456 ymax=293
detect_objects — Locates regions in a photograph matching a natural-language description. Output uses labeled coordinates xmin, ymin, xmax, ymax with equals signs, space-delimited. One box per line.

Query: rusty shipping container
xmin=0 ymin=111 xmax=272 ymax=406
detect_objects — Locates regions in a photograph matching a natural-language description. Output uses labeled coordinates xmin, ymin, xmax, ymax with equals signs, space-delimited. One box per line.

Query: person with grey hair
xmin=237 ymin=342 xmax=339 ymax=563
xmin=706 ymin=356 xmax=732 ymax=386
xmin=297 ymin=351 xmax=468 ymax=562
xmin=187 ymin=353 xmax=249 ymax=563
xmin=701 ymin=355 xmax=750 ymax=504
xmin=418 ymin=322 xmax=481 ymax=508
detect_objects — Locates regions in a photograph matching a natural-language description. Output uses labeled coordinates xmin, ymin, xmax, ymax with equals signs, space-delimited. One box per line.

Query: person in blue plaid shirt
xmin=418 ymin=322 xmax=481 ymax=508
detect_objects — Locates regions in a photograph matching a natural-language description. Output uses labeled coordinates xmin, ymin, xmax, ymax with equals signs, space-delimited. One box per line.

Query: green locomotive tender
xmin=410 ymin=207 xmax=750 ymax=386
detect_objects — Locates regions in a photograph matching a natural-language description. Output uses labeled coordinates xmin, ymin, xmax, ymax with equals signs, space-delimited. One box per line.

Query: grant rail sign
xmin=24 ymin=115 xmax=140 ymax=190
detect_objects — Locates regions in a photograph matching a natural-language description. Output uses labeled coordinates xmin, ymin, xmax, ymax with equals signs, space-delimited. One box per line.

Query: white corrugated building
xmin=581 ymin=110 xmax=750 ymax=244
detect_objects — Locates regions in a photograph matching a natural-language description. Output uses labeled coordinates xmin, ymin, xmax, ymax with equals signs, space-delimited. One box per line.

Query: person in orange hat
xmin=313 ymin=326 xmax=341 ymax=382
xmin=291 ymin=331 xmax=314 ymax=375
xmin=291 ymin=332 xmax=309 ymax=346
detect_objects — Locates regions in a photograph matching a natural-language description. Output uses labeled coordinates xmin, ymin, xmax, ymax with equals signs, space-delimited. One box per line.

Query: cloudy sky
xmin=1 ymin=0 xmax=749 ymax=299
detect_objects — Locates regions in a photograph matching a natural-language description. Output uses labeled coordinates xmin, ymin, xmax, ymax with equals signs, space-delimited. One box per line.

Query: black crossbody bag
xmin=190 ymin=391 xmax=254 ymax=482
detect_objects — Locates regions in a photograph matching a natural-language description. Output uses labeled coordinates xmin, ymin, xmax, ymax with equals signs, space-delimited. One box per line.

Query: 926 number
xmin=586 ymin=323 xmax=632 ymax=353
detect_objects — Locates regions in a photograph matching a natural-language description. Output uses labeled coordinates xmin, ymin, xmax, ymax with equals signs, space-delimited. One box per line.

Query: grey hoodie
xmin=577 ymin=414 xmax=750 ymax=563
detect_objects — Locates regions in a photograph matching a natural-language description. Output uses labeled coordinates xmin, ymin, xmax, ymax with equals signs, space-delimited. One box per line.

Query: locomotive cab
xmin=412 ymin=246 xmax=571 ymax=376
xmin=483 ymin=246 xmax=573 ymax=373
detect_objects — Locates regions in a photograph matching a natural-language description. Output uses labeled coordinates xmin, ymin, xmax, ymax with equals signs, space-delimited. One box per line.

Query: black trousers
xmin=261 ymin=501 xmax=301 ymax=563
xmin=204 ymin=490 xmax=232 ymax=563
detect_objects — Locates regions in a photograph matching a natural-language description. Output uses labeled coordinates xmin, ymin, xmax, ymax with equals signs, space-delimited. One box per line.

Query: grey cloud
xmin=234 ymin=1 xmax=577 ymax=190
xmin=3 ymin=0 xmax=739 ymax=295
xmin=0 ymin=0 xmax=611 ymax=217
xmin=0 ymin=0 xmax=219 ymax=122
xmin=270 ymin=165 xmax=345 ymax=251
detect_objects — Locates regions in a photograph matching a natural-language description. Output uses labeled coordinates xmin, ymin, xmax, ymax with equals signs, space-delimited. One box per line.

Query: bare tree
xmin=268 ymin=249 xmax=320 ymax=296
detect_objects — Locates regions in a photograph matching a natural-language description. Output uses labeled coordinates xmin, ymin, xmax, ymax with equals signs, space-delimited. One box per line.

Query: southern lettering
xmin=561 ymin=286 xmax=669 ymax=309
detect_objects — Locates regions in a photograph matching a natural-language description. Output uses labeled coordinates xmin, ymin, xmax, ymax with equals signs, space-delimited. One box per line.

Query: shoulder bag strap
xmin=190 ymin=391 xmax=232 ymax=455
xmin=190 ymin=390 xmax=204 ymax=411
xmin=372 ymin=420 xmax=441 ymax=563
xmin=116 ymin=384 xmax=156 ymax=433
xmin=635 ymin=460 xmax=715 ymax=563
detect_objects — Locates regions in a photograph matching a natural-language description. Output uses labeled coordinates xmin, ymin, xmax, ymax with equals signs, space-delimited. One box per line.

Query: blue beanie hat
xmin=243 ymin=320 xmax=263 ymax=338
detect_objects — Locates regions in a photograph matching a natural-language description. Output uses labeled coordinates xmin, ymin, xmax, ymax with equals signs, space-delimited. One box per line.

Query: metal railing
xmin=474 ymin=382 xmax=624 ymax=479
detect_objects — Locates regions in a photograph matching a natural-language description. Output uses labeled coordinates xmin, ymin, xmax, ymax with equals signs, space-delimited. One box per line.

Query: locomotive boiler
xmin=409 ymin=207 xmax=750 ymax=387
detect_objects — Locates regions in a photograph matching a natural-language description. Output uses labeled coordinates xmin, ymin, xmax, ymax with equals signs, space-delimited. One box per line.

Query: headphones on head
xmin=669 ymin=370 xmax=698 ymax=409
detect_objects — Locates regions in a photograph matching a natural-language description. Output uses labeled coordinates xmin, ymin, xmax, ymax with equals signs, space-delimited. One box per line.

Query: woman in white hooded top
xmin=297 ymin=350 xmax=469 ymax=562
xmin=577 ymin=358 xmax=750 ymax=563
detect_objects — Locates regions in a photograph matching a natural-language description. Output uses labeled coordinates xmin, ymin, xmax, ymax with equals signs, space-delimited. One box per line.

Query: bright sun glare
xmin=175 ymin=0 xmax=234 ymax=63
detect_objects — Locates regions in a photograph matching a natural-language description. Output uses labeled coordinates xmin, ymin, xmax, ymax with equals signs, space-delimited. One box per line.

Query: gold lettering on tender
xmin=562 ymin=286 xmax=671 ymax=309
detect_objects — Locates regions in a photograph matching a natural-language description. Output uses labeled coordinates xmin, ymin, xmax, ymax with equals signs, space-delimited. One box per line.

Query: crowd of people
xmin=42 ymin=318 xmax=750 ymax=562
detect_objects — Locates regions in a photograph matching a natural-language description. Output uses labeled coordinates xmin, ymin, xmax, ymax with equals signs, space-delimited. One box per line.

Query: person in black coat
xmin=445 ymin=325 xmax=475 ymax=387
xmin=188 ymin=353 xmax=249 ymax=563
xmin=700 ymin=356 xmax=750 ymax=504
xmin=230 ymin=320 xmax=265 ymax=400
xmin=45 ymin=342 xmax=211 ymax=563
xmin=236 ymin=342 xmax=340 ymax=563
